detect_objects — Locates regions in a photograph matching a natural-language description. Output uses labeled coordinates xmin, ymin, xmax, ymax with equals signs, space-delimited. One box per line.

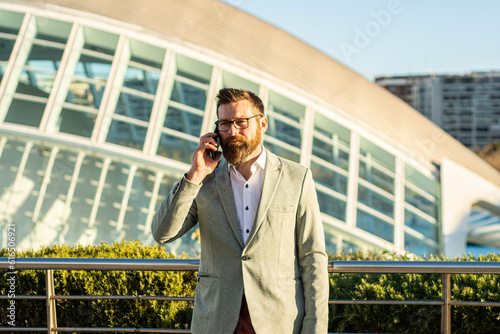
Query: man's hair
xmin=215 ymin=88 xmax=264 ymax=116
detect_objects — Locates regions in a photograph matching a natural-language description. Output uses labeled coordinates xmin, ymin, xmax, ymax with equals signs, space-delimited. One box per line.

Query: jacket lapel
xmin=247 ymin=149 xmax=282 ymax=245
xmin=215 ymin=159 xmax=244 ymax=249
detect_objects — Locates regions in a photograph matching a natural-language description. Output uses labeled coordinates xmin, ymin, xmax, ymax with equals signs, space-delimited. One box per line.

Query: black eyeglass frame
xmin=215 ymin=114 xmax=264 ymax=132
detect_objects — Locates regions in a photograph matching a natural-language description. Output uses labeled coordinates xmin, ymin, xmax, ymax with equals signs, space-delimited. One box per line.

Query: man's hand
xmin=186 ymin=132 xmax=222 ymax=184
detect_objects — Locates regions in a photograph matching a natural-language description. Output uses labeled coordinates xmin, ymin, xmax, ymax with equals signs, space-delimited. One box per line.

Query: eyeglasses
xmin=215 ymin=114 xmax=263 ymax=132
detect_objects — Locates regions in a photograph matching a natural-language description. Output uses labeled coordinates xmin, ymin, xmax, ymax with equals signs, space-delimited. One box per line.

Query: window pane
xmin=17 ymin=69 xmax=56 ymax=96
xmin=25 ymin=44 xmax=64 ymax=71
xmin=123 ymin=66 xmax=160 ymax=95
xmin=266 ymin=114 xmax=301 ymax=148
xmin=314 ymin=112 xmax=351 ymax=145
xmin=310 ymin=161 xmax=347 ymax=195
xmin=0 ymin=37 xmax=16 ymax=61
xmin=34 ymin=17 xmax=71 ymax=43
xmin=0 ymin=10 xmax=24 ymax=34
xmin=263 ymin=140 xmax=300 ymax=163
xmin=357 ymin=209 xmax=394 ymax=243
xmin=157 ymin=134 xmax=197 ymax=164
xmin=115 ymin=92 xmax=154 ymax=122
xmin=358 ymin=185 xmax=394 ymax=218
xmin=405 ymin=233 xmax=437 ymax=256
xmin=66 ymin=79 xmax=105 ymax=109
xmin=170 ymin=81 xmax=207 ymax=110
xmin=312 ymin=137 xmax=349 ymax=170
xmin=164 ymin=107 xmax=203 ymax=137
xmin=5 ymin=98 xmax=45 ymax=128
xmin=405 ymin=210 xmax=437 ymax=240
xmin=405 ymin=186 xmax=437 ymax=218
xmin=106 ymin=120 xmax=147 ymax=150
xmin=359 ymin=160 xmax=394 ymax=194
xmin=73 ymin=55 xmax=112 ymax=81
xmin=58 ymin=108 xmax=95 ymax=138
xmin=317 ymin=190 xmax=346 ymax=222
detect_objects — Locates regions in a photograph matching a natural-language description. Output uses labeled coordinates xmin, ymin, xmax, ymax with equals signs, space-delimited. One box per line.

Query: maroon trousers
xmin=233 ymin=295 xmax=256 ymax=334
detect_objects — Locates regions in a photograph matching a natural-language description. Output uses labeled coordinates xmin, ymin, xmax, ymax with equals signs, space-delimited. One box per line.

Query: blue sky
xmin=221 ymin=0 xmax=500 ymax=81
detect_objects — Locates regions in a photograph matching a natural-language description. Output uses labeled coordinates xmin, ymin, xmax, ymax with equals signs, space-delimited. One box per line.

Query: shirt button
xmin=245 ymin=184 xmax=249 ymax=188
xmin=246 ymin=229 xmax=250 ymax=233
xmin=245 ymin=206 xmax=249 ymax=210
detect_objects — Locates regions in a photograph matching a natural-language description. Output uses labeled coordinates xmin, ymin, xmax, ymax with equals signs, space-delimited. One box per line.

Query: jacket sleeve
xmin=151 ymin=175 xmax=202 ymax=244
xmin=296 ymin=168 xmax=329 ymax=333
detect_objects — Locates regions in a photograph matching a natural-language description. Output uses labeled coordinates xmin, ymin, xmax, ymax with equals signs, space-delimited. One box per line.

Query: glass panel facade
xmin=164 ymin=106 xmax=203 ymax=136
xmin=311 ymin=161 xmax=347 ymax=195
xmin=358 ymin=184 xmax=394 ymax=218
xmin=357 ymin=209 xmax=394 ymax=243
xmin=405 ymin=209 xmax=437 ymax=240
xmin=59 ymin=108 xmax=95 ymax=138
xmin=106 ymin=120 xmax=148 ymax=150
xmin=359 ymin=160 xmax=394 ymax=194
xmin=405 ymin=232 xmax=437 ymax=256
xmin=317 ymin=189 xmax=346 ymax=222
xmin=265 ymin=91 xmax=305 ymax=163
xmin=405 ymin=186 xmax=437 ymax=218
xmin=5 ymin=98 xmax=45 ymax=127
xmin=157 ymin=133 xmax=198 ymax=164
xmin=67 ymin=56 xmax=111 ymax=109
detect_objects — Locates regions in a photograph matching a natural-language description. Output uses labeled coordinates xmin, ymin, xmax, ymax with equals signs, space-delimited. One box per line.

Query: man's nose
xmin=228 ymin=123 xmax=240 ymax=135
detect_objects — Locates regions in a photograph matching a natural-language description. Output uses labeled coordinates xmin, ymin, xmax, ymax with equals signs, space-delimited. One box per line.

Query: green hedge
xmin=1 ymin=241 xmax=499 ymax=333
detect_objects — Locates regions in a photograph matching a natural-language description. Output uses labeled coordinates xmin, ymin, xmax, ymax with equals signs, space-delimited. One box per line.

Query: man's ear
xmin=260 ymin=116 xmax=268 ymax=132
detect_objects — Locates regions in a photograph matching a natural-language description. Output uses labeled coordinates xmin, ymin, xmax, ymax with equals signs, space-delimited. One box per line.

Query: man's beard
xmin=221 ymin=128 xmax=262 ymax=167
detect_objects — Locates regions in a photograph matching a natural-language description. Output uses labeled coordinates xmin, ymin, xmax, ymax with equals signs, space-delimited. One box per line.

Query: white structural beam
xmin=345 ymin=131 xmax=360 ymax=228
xmin=40 ymin=23 xmax=84 ymax=133
xmin=88 ymin=157 xmax=111 ymax=228
xmin=0 ymin=13 xmax=36 ymax=122
xmin=200 ymin=65 xmax=222 ymax=134
xmin=115 ymin=164 xmax=137 ymax=232
xmin=32 ymin=146 xmax=59 ymax=223
xmin=393 ymin=156 xmax=405 ymax=251
xmin=143 ymin=49 xmax=175 ymax=156
xmin=61 ymin=152 xmax=85 ymax=225
xmin=92 ymin=35 xmax=130 ymax=144
xmin=143 ymin=171 xmax=163 ymax=236
xmin=300 ymin=106 xmax=314 ymax=168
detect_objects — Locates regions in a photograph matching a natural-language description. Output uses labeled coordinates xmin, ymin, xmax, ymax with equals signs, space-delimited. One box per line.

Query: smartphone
xmin=209 ymin=126 xmax=221 ymax=159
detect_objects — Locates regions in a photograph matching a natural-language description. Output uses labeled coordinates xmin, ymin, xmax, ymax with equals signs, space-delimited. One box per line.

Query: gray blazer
xmin=152 ymin=149 xmax=329 ymax=333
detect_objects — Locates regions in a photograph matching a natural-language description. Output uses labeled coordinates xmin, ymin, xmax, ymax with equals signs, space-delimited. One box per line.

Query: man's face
xmin=217 ymin=100 xmax=267 ymax=167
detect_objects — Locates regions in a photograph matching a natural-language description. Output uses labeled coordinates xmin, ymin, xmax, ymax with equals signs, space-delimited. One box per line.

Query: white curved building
xmin=0 ymin=0 xmax=499 ymax=257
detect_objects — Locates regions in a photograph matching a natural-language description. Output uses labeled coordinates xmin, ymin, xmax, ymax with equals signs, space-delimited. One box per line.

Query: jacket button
xmin=242 ymin=255 xmax=249 ymax=261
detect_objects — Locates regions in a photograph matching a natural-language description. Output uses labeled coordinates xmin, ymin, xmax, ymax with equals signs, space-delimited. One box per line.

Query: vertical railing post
xmin=441 ymin=273 xmax=451 ymax=334
xmin=46 ymin=270 xmax=57 ymax=334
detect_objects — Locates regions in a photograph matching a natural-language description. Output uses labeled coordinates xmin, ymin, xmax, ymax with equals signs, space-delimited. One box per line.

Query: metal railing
xmin=1 ymin=258 xmax=500 ymax=334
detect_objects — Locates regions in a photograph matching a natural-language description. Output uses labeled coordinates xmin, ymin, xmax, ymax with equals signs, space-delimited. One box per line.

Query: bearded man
xmin=152 ymin=88 xmax=328 ymax=334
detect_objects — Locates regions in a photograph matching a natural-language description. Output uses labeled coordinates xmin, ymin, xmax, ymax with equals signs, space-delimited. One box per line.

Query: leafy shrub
xmin=0 ymin=240 xmax=197 ymax=331
xmin=328 ymin=251 xmax=500 ymax=333
xmin=1 ymin=242 xmax=499 ymax=333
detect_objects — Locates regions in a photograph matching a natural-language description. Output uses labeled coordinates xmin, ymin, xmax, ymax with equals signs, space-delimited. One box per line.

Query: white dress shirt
xmin=228 ymin=148 xmax=267 ymax=246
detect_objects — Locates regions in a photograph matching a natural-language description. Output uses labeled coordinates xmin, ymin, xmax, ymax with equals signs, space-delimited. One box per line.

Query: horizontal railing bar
xmin=449 ymin=300 xmax=500 ymax=307
xmin=0 ymin=328 xmax=46 ymax=332
xmin=0 ymin=295 xmax=45 ymax=300
xmin=0 ymin=258 xmax=200 ymax=271
xmin=329 ymin=299 xmax=444 ymax=305
xmin=3 ymin=258 xmax=500 ymax=274
xmin=53 ymin=328 xmax=190 ymax=333
xmin=51 ymin=295 xmax=194 ymax=301
xmin=329 ymin=260 xmax=500 ymax=274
